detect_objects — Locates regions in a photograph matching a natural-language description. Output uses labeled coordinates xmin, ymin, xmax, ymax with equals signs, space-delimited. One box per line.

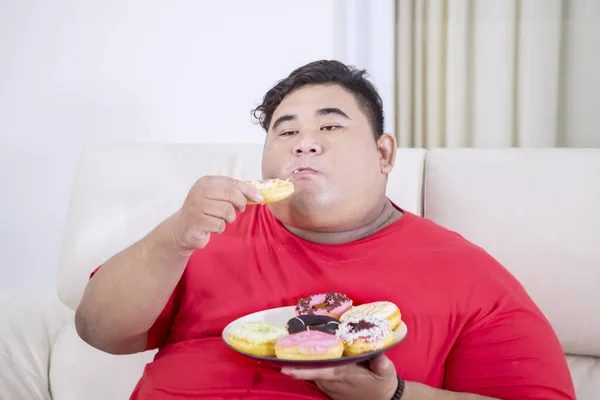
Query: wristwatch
xmin=391 ymin=375 xmax=405 ymax=399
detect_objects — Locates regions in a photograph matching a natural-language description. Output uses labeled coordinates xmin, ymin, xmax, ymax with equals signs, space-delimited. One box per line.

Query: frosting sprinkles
xmin=295 ymin=292 xmax=351 ymax=315
xmin=336 ymin=316 xmax=391 ymax=344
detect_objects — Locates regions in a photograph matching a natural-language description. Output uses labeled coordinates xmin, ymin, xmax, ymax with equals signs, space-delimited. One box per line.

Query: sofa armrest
xmin=0 ymin=289 xmax=73 ymax=399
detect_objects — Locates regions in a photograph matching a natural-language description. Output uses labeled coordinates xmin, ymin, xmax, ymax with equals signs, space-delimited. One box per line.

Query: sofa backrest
xmin=53 ymin=144 xmax=600 ymax=399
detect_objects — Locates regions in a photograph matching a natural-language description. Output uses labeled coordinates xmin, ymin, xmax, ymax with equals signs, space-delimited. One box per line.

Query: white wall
xmin=0 ymin=0 xmax=342 ymax=290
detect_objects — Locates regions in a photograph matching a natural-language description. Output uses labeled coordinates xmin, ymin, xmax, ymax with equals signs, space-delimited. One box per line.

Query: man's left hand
xmin=281 ymin=354 xmax=398 ymax=400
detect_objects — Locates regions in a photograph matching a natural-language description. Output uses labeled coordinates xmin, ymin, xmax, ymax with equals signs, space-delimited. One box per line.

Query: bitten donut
xmin=340 ymin=301 xmax=402 ymax=330
xmin=275 ymin=330 xmax=344 ymax=360
xmin=295 ymin=292 xmax=353 ymax=319
xmin=286 ymin=315 xmax=340 ymax=335
xmin=226 ymin=322 xmax=288 ymax=357
xmin=336 ymin=316 xmax=394 ymax=356
xmin=246 ymin=179 xmax=294 ymax=204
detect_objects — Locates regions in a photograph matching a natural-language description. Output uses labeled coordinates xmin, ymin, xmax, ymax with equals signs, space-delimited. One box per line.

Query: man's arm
xmin=403 ymin=381 xmax=497 ymax=400
xmin=75 ymin=176 xmax=263 ymax=355
xmin=441 ymin=306 xmax=575 ymax=400
xmin=281 ymin=355 xmax=498 ymax=400
xmin=75 ymin=214 xmax=190 ymax=355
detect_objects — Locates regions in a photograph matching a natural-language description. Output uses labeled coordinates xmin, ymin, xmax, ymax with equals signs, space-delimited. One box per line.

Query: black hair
xmin=252 ymin=60 xmax=384 ymax=139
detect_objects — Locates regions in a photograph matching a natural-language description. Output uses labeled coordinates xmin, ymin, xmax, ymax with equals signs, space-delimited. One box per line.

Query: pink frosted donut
xmin=275 ymin=330 xmax=344 ymax=360
xmin=295 ymin=292 xmax=353 ymax=319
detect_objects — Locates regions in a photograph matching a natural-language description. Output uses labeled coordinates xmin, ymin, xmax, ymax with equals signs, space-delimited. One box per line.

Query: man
xmin=75 ymin=60 xmax=575 ymax=399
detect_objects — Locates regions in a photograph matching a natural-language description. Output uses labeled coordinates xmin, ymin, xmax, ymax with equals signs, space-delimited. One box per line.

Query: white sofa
xmin=1 ymin=144 xmax=599 ymax=399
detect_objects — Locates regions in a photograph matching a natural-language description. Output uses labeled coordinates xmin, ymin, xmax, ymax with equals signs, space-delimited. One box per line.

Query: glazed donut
xmin=246 ymin=179 xmax=294 ymax=204
xmin=226 ymin=322 xmax=288 ymax=357
xmin=340 ymin=301 xmax=402 ymax=330
xmin=286 ymin=315 xmax=340 ymax=335
xmin=275 ymin=330 xmax=344 ymax=360
xmin=336 ymin=316 xmax=394 ymax=356
xmin=295 ymin=292 xmax=353 ymax=319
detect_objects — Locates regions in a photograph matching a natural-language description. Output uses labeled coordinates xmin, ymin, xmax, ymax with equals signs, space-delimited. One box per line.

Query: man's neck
xmin=283 ymin=200 xmax=403 ymax=245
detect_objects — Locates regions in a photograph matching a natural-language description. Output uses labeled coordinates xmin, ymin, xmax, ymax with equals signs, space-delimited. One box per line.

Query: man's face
xmin=261 ymin=84 xmax=394 ymax=231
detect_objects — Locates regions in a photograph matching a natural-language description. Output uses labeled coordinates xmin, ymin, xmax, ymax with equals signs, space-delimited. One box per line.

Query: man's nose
xmin=293 ymin=134 xmax=323 ymax=155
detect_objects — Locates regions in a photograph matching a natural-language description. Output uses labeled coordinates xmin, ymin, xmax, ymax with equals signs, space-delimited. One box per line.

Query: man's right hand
xmin=171 ymin=176 xmax=264 ymax=252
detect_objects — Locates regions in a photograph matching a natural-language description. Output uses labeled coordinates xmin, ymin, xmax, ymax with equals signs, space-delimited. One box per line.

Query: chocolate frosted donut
xmin=286 ymin=315 xmax=341 ymax=335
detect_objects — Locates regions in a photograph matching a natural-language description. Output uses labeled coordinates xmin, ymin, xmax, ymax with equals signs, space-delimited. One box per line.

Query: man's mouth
xmin=291 ymin=167 xmax=319 ymax=177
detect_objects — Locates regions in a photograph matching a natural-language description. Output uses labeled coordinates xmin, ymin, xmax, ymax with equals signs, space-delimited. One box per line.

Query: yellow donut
xmin=226 ymin=322 xmax=288 ymax=357
xmin=246 ymin=179 xmax=294 ymax=204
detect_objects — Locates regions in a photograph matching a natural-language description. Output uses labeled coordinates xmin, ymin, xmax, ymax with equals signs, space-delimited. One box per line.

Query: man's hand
xmin=171 ymin=176 xmax=264 ymax=252
xmin=281 ymin=354 xmax=398 ymax=400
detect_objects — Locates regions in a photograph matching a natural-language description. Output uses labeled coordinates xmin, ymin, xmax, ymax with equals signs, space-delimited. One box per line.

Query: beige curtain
xmin=394 ymin=0 xmax=564 ymax=148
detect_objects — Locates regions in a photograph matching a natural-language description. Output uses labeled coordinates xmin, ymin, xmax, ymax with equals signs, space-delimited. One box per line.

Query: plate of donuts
xmin=222 ymin=292 xmax=408 ymax=367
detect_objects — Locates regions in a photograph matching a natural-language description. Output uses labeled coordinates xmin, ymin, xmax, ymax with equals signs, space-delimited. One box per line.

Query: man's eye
xmin=280 ymin=131 xmax=297 ymax=136
xmin=321 ymin=125 xmax=340 ymax=131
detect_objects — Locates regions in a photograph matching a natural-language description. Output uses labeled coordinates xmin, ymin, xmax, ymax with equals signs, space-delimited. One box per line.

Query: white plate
xmin=222 ymin=306 xmax=408 ymax=367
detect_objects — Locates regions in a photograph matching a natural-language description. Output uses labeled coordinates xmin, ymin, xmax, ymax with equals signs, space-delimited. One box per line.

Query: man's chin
xmin=268 ymin=193 xmax=336 ymax=225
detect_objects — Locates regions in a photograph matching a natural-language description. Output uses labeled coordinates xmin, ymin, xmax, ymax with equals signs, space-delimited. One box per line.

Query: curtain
xmin=394 ymin=0 xmax=564 ymax=148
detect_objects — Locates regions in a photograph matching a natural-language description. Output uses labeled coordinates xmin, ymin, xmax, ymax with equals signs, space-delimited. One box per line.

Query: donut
xmin=275 ymin=330 xmax=344 ymax=360
xmin=336 ymin=316 xmax=394 ymax=356
xmin=226 ymin=322 xmax=288 ymax=357
xmin=286 ymin=315 xmax=340 ymax=335
xmin=246 ymin=179 xmax=294 ymax=204
xmin=295 ymin=292 xmax=353 ymax=319
xmin=340 ymin=301 xmax=402 ymax=330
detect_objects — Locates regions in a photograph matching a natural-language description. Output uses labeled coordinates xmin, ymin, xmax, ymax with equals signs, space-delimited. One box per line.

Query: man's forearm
xmin=403 ymin=381 xmax=499 ymax=400
xmin=75 ymin=213 xmax=191 ymax=354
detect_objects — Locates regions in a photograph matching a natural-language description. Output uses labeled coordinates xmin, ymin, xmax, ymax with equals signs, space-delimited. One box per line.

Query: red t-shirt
xmin=114 ymin=204 xmax=574 ymax=399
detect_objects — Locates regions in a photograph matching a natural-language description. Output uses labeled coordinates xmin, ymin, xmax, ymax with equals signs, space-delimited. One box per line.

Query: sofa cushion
xmin=0 ymin=290 xmax=72 ymax=400
xmin=566 ymin=355 xmax=600 ymax=400
xmin=50 ymin=321 xmax=155 ymax=400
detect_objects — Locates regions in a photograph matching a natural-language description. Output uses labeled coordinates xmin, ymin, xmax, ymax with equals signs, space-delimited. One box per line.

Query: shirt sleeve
xmin=89 ymin=265 xmax=185 ymax=351
xmin=443 ymin=289 xmax=576 ymax=399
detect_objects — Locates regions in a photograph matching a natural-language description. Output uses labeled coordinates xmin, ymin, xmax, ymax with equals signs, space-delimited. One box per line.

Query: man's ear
xmin=377 ymin=133 xmax=397 ymax=175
